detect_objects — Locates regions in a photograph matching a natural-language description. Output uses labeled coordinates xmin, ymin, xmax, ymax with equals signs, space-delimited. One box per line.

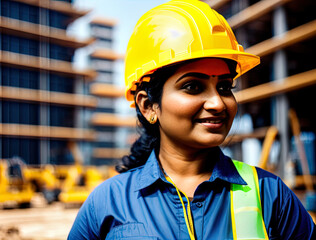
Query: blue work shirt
xmin=68 ymin=149 xmax=315 ymax=239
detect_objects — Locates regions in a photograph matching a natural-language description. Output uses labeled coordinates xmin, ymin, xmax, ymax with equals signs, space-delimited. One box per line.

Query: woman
xmin=68 ymin=0 xmax=315 ymax=239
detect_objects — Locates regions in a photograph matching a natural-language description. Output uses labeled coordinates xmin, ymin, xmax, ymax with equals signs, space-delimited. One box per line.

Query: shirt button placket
xmin=189 ymin=199 xmax=205 ymax=240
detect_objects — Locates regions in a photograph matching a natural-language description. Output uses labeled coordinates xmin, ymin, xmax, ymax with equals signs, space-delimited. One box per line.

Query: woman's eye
xmin=217 ymin=81 xmax=235 ymax=95
xmin=182 ymin=81 xmax=203 ymax=94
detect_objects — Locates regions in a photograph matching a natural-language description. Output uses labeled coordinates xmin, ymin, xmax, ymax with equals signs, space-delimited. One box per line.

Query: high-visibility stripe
xmin=252 ymin=165 xmax=269 ymax=240
xmin=231 ymin=187 xmax=237 ymax=240
xmin=231 ymin=160 xmax=269 ymax=240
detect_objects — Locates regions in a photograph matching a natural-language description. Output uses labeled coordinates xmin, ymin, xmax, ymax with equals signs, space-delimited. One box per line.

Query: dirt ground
xmin=0 ymin=194 xmax=79 ymax=240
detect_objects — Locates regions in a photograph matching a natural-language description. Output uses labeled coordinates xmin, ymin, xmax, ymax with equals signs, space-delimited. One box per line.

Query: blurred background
xmin=0 ymin=0 xmax=315 ymax=239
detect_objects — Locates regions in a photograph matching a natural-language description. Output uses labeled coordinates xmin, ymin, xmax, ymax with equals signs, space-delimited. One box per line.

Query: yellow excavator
xmin=23 ymin=164 xmax=61 ymax=204
xmin=1 ymin=142 xmax=118 ymax=207
xmin=23 ymin=141 xmax=115 ymax=205
xmin=58 ymin=141 xmax=116 ymax=205
xmin=0 ymin=157 xmax=34 ymax=208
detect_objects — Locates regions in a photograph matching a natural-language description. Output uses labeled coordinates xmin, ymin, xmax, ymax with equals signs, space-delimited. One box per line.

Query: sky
xmin=70 ymin=0 xmax=168 ymax=57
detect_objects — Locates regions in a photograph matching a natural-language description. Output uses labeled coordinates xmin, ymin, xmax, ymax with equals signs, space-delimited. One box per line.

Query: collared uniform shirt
xmin=68 ymin=149 xmax=315 ymax=240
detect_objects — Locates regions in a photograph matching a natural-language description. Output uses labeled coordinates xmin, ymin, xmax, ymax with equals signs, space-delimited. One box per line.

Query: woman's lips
xmin=195 ymin=118 xmax=225 ymax=129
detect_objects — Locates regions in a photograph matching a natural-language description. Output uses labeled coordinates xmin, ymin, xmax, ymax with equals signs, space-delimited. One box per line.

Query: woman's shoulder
xmin=91 ymin=165 xmax=145 ymax=197
xmin=255 ymin=167 xmax=291 ymax=201
xmin=255 ymin=167 xmax=280 ymax=184
xmin=255 ymin=166 xmax=314 ymax=239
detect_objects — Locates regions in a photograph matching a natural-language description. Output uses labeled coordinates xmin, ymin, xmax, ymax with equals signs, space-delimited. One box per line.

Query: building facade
xmin=0 ymin=0 xmax=96 ymax=165
xmin=87 ymin=18 xmax=136 ymax=165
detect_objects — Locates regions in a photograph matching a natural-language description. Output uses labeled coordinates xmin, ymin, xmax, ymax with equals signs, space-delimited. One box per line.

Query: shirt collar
xmin=134 ymin=150 xmax=163 ymax=192
xmin=134 ymin=148 xmax=246 ymax=192
xmin=209 ymin=149 xmax=247 ymax=185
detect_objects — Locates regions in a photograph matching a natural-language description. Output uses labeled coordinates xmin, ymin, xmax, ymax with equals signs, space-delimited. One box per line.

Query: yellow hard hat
xmin=125 ymin=0 xmax=260 ymax=104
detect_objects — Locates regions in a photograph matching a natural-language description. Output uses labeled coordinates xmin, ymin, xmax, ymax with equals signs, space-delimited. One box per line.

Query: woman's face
xmin=156 ymin=58 xmax=237 ymax=150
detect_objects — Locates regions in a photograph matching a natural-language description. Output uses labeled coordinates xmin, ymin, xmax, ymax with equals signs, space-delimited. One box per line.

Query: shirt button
xmin=196 ymin=202 xmax=203 ymax=208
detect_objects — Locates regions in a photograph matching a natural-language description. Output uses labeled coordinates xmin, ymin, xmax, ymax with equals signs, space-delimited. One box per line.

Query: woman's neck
xmin=158 ymin=144 xmax=218 ymax=197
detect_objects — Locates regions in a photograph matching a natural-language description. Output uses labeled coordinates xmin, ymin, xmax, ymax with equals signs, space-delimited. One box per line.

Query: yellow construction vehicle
xmin=1 ymin=141 xmax=119 ymax=207
xmin=23 ymin=164 xmax=61 ymax=204
xmin=58 ymin=164 xmax=105 ymax=204
xmin=58 ymin=142 xmax=114 ymax=205
xmin=0 ymin=158 xmax=34 ymax=208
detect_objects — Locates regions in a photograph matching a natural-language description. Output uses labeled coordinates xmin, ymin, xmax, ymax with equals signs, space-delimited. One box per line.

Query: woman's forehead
xmin=175 ymin=58 xmax=231 ymax=77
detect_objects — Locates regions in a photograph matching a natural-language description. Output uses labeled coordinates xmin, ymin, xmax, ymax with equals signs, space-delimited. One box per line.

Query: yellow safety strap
xmin=165 ymin=175 xmax=195 ymax=240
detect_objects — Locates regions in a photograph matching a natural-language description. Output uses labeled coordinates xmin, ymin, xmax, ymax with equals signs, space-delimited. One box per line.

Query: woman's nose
xmin=203 ymin=93 xmax=226 ymax=113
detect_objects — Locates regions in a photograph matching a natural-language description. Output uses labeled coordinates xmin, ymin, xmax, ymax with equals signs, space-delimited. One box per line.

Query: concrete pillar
xmin=272 ymin=7 xmax=289 ymax=178
xmin=39 ymin=7 xmax=49 ymax=165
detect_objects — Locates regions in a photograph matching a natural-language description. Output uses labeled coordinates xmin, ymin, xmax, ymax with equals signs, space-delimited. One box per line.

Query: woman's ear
xmin=135 ymin=90 xmax=158 ymax=123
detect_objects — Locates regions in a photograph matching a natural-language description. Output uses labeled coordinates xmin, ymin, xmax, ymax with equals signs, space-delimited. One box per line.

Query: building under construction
xmin=0 ymin=0 xmax=137 ymax=167
xmin=0 ymin=0 xmax=98 ymax=165
xmin=87 ymin=17 xmax=136 ymax=166
xmin=200 ymin=0 xmax=315 ymax=180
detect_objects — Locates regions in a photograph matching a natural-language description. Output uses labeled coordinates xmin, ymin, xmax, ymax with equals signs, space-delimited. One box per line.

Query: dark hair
xmin=116 ymin=58 xmax=237 ymax=173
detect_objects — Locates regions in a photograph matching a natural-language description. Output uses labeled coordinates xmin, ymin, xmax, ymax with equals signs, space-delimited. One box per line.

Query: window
xmin=95 ymin=107 xmax=115 ymax=113
xmin=50 ymin=140 xmax=74 ymax=165
xmin=49 ymin=74 xmax=74 ymax=93
xmin=1 ymin=66 xmax=39 ymax=89
xmin=91 ymin=59 xmax=113 ymax=71
xmin=96 ymin=132 xmax=115 ymax=142
xmin=11 ymin=36 xmax=20 ymax=53
xmin=94 ymin=141 xmax=115 ymax=148
xmin=11 ymin=68 xmax=20 ymax=87
xmin=49 ymin=10 xmax=69 ymax=30
xmin=49 ymin=105 xmax=75 ymax=127
xmin=20 ymin=3 xmax=30 ymax=22
xmin=93 ymin=39 xmax=113 ymax=50
xmin=49 ymin=43 xmax=74 ymax=62
xmin=95 ymin=97 xmax=115 ymax=113
xmin=9 ymin=1 xmax=19 ymax=20
xmin=97 ymin=98 xmax=114 ymax=108
xmin=1 ymin=34 xmax=39 ymax=56
xmin=52 ymin=0 xmax=73 ymax=3
xmin=1 ymin=0 xmax=39 ymax=24
xmin=1 ymin=0 xmax=10 ymax=18
xmin=2 ymin=101 xmax=39 ymax=125
xmin=1 ymin=67 xmax=18 ymax=87
xmin=1 ymin=34 xmax=10 ymax=51
xmin=20 ymin=38 xmax=30 ymax=55
xmin=2 ymin=137 xmax=40 ymax=165
xmin=91 ymin=25 xmax=113 ymax=39
xmin=20 ymin=69 xmax=39 ymax=89
xmin=28 ymin=5 xmax=39 ymax=24
xmin=95 ymin=72 xmax=113 ymax=83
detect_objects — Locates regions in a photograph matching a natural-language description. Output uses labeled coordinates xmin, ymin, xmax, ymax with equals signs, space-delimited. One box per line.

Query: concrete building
xmin=203 ymin=0 xmax=316 ymax=177
xmin=87 ymin=17 xmax=136 ymax=165
xmin=0 ymin=0 xmax=96 ymax=165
